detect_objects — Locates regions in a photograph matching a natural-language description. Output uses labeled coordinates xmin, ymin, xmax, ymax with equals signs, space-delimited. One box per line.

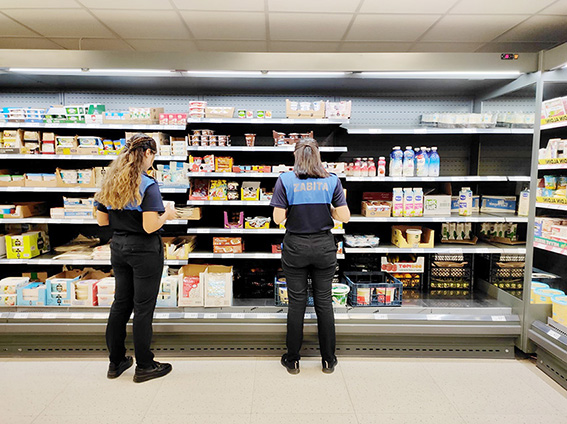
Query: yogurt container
xmin=552 ymin=295 xmax=567 ymax=325
xmin=533 ymin=288 xmax=564 ymax=304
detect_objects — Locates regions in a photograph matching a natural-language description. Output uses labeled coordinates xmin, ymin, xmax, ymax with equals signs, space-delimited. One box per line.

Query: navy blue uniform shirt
xmin=96 ymin=174 xmax=165 ymax=234
xmin=270 ymin=172 xmax=347 ymax=234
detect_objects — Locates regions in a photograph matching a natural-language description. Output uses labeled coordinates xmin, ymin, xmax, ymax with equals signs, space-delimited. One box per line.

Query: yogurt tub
xmin=406 ymin=228 xmax=422 ymax=247
xmin=332 ymin=283 xmax=350 ymax=306
xmin=97 ymin=294 xmax=114 ymax=307
xmin=530 ymin=281 xmax=550 ymax=303
xmin=552 ymin=295 xmax=567 ymax=325
xmin=533 ymin=288 xmax=565 ymax=304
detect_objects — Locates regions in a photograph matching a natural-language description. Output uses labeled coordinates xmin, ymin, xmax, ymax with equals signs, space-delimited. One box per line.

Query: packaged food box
xmin=0 ymin=294 xmax=16 ymax=306
xmin=46 ymin=269 xmax=85 ymax=306
xmin=156 ymin=276 xmax=178 ymax=307
xmin=97 ymin=293 xmax=114 ymax=307
xmin=0 ymin=202 xmax=47 ymax=218
xmin=0 ymin=276 xmax=30 ymax=295
xmin=178 ymin=264 xmax=208 ymax=307
xmin=5 ymin=231 xmax=49 ymax=259
xmin=480 ymin=196 xmax=517 ymax=213
xmin=16 ymin=282 xmax=47 ymax=306
xmin=97 ymin=277 xmax=116 ymax=294
xmin=241 ymin=181 xmax=260 ymax=200
xmin=163 ymin=236 xmax=197 ymax=259
xmin=423 ymin=195 xmax=451 ymax=216
xmin=381 ymin=256 xmax=425 ymax=273
xmin=213 ymin=237 xmax=243 ymax=254
xmin=203 ymin=265 xmax=233 ymax=307
xmin=391 ymin=225 xmax=435 ymax=249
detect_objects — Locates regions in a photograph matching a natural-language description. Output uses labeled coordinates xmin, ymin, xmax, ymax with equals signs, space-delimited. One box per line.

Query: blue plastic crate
xmin=274 ymin=277 xmax=314 ymax=307
xmin=343 ymin=271 xmax=403 ymax=307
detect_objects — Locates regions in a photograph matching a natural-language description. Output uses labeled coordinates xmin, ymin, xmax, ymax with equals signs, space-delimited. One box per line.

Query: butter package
xmin=451 ymin=195 xmax=480 ymax=213
xmin=46 ymin=269 xmax=84 ymax=306
xmin=16 ymin=282 xmax=47 ymax=306
xmin=0 ymin=276 xmax=30 ymax=295
xmin=480 ymin=196 xmax=517 ymax=213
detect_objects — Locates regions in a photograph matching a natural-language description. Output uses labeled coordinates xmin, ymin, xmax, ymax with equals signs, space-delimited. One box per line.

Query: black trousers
xmin=282 ymin=231 xmax=337 ymax=362
xmin=106 ymin=233 xmax=163 ymax=369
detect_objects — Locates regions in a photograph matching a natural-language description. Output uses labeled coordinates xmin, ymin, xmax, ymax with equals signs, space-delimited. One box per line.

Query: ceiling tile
xmin=410 ymin=42 xmax=484 ymax=52
xmin=0 ymin=37 xmax=64 ymax=49
xmin=540 ymin=0 xmax=567 ymax=15
xmin=268 ymin=0 xmax=358 ymax=13
xmin=196 ymin=40 xmax=267 ymax=52
xmin=496 ymin=15 xmax=567 ymax=42
xmin=0 ymin=0 xmax=81 ymax=7
xmin=450 ymin=0 xmax=555 ymax=14
xmin=476 ymin=41 xmax=558 ymax=52
xmin=421 ymin=15 xmax=529 ymax=42
xmin=78 ymin=0 xmax=173 ymax=9
xmin=270 ymin=41 xmax=339 ymax=52
xmin=340 ymin=42 xmax=413 ymax=52
xmin=270 ymin=13 xmax=352 ymax=41
xmin=3 ymin=9 xmax=114 ymax=37
xmin=181 ymin=11 xmax=265 ymax=40
xmin=91 ymin=10 xmax=190 ymax=39
xmin=0 ymin=13 xmax=38 ymax=36
xmin=49 ymin=38 xmax=134 ymax=50
xmin=173 ymin=0 xmax=264 ymax=11
xmin=346 ymin=15 xmax=440 ymax=42
xmin=360 ymin=0 xmax=457 ymax=14
xmin=127 ymin=39 xmax=198 ymax=52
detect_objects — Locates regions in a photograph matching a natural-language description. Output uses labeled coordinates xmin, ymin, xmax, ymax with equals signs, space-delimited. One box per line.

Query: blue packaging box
xmin=480 ymin=196 xmax=517 ymax=213
xmin=17 ymin=282 xmax=47 ymax=306
xmin=46 ymin=270 xmax=83 ymax=306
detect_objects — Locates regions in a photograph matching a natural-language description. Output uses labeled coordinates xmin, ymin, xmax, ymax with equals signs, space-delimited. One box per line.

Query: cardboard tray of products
xmin=0 ymin=202 xmax=48 ymax=218
xmin=440 ymin=236 xmax=479 ymax=245
xmin=55 ymin=168 xmax=96 ymax=188
xmin=285 ymin=100 xmax=326 ymax=119
xmin=391 ymin=225 xmax=435 ymax=249
xmin=24 ymin=174 xmax=58 ymax=187
xmin=178 ymin=264 xmax=208 ymax=307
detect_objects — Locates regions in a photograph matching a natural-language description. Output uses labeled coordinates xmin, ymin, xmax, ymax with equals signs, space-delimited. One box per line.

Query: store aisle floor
xmin=2 ymin=356 xmax=567 ymax=424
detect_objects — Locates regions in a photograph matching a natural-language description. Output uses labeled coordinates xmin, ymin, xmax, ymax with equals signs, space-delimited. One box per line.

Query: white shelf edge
xmin=0 ymin=154 xmax=186 ymax=161
xmin=187 ymin=118 xmax=349 ymax=125
xmin=536 ymin=202 xmax=567 ymax=211
xmin=538 ymin=164 xmax=567 ymax=170
xmin=187 ymin=172 xmax=345 ymax=179
xmin=541 ymin=122 xmax=567 ymax=131
xmin=186 ymin=200 xmax=271 ymax=205
xmin=343 ymin=127 xmax=533 ymax=135
xmin=0 ymin=187 xmax=98 ymax=192
xmin=534 ymin=241 xmax=567 ymax=257
xmin=344 ymin=244 xmax=526 ymax=254
xmin=348 ymin=214 xmax=526 ymax=223
xmin=345 ymin=176 xmax=518 ymax=182
xmin=0 ymin=122 xmax=186 ymax=130
xmin=187 ymin=146 xmax=347 ymax=152
xmin=185 ymin=228 xmax=345 ymax=234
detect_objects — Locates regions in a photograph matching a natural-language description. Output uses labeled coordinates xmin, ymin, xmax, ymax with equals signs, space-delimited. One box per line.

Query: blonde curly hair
xmin=94 ymin=133 xmax=157 ymax=210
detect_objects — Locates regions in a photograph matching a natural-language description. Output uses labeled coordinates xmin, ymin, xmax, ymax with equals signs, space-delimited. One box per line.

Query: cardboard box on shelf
xmin=203 ymin=265 xmax=233 ymax=307
xmin=381 ymin=256 xmax=425 ymax=273
xmin=46 ymin=269 xmax=85 ymax=306
xmin=5 ymin=231 xmax=49 ymax=259
xmin=361 ymin=192 xmax=393 ymax=217
xmin=16 ymin=282 xmax=47 ymax=306
xmin=285 ymin=99 xmax=325 ymax=119
xmin=177 ymin=207 xmax=202 ymax=220
xmin=22 ymin=271 xmax=48 ymax=283
xmin=213 ymin=237 xmax=243 ymax=254
xmin=480 ymin=196 xmax=517 ymax=214
xmin=423 ymin=195 xmax=452 ymax=216
xmin=24 ymin=174 xmax=58 ymax=187
xmin=205 ymin=107 xmax=235 ymax=118
xmin=103 ymin=112 xmax=131 ymax=124
xmin=163 ymin=236 xmax=197 ymax=259
xmin=0 ymin=173 xmax=24 ymax=187
xmin=0 ymin=202 xmax=48 ymax=218
xmin=71 ymin=269 xmax=110 ymax=307
xmin=128 ymin=107 xmax=164 ymax=124
xmin=0 ymin=235 xmax=5 ymax=258
xmin=55 ymin=168 xmax=96 ymax=188
xmin=0 ymin=277 xmax=30 ymax=295
xmin=325 ymin=101 xmax=352 ymax=119
xmin=391 ymin=225 xmax=435 ymax=249
xmin=156 ymin=276 xmax=178 ymax=307
xmin=178 ymin=264 xmax=208 ymax=307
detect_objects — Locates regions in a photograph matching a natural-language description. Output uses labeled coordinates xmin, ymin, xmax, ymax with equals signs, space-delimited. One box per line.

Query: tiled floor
xmin=2 ymin=356 xmax=567 ymax=424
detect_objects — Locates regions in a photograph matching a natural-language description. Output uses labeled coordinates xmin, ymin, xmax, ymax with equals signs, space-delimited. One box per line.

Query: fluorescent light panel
xmin=89 ymin=69 xmax=175 ymax=75
xmin=358 ymin=71 xmax=521 ymax=79
xmin=8 ymin=68 xmax=84 ymax=73
xmin=266 ymin=71 xmax=349 ymax=77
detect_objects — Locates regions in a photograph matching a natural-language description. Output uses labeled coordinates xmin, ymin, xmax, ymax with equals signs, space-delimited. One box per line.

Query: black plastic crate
xmin=390 ymin=273 xmax=423 ymax=290
xmin=343 ymin=271 xmax=402 ymax=307
xmin=428 ymin=254 xmax=474 ymax=290
xmin=477 ymin=254 xmax=525 ymax=290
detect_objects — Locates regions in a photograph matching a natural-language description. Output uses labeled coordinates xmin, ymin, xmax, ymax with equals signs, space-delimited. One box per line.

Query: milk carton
xmin=518 ymin=188 xmax=530 ymax=217
xmin=403 ymin=188 xmax=414 ymax=217
xmin=459 ymin=187 xmax=473 ymax=216
xmin=413 ymin=187 xmax=423 ymax=217
xmin=392 ymin=187 xmax=404 ymax=217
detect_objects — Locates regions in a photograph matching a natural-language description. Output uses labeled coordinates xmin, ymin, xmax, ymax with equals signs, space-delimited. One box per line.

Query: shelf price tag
xmin=414 ymin=129 xmax=427 ymax=134
xmin=42 ymin=313 xmax=57 ymax=319
xmin=548 ymin=330 xmax=562 ymax=340
xmin=155 ymin=313 xmax=169 ymax=319
xmin=70 ymin=313 xmax=85 ymax=319
xmin=335 ymin=314 xmax=349 ymax=320
xmin=231 ymin=313 xmax=245 ymax=319
xmin=427 ymin=314 xmax=443 ymax=320
xmin=184 ymin=313 xmax=198 ymax=319
xmin=374 ymin=314 xmax=388 ymax=320
xmin=256 ymin=313 xmax=271 ymax=319
xmin=13 ymin=313 xmax=29 ymax=319
xmin=304 ymin=313 xmax=313 ymax=319
xmin=93 ymin=313 xmax=108 ymax=319
xmin=491 ymin=316 xmax=506 ymax=322
xmin=203 ymin=313 xmax=217 ymax=319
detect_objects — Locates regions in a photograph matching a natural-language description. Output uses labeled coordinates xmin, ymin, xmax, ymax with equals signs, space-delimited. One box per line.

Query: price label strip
xmin=548 ymin=330 xmax=562 ymax=340
xmin=184 ymin=313 xmax=198 ymax=319
xmin=42 ymin=313 xmax=57 ymax=319
xmin=491 ymin=316 xmax=506 ymax=322
xmin=256 ymin=313 xmax=271 ymax=319
xmin=231 ymin=313 xmax=245 ymax=319
xmin=203 ymin=313 xmax=217 ymax=319
xmin=155 ymin=313 xmax=169 ymax=319
xmin=13 ymin=313 xmax=29 ymax=319
xmin=374 ymin=314 xmax=388 ymax=320
xmin=427 ymin=314 xmax=443 ymax=321
xmin=70 ymin=313 xmax=85 ymax=319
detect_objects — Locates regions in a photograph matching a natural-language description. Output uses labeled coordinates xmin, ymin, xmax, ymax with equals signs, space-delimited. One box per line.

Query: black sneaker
xmin=133 ymin=361 xmax=172 ymax=383
xmin=107 ymin=356 xmax=133 ymax=379
xmin=281 ymin=354 xmax=300 ymax=375
xmin=322 ymin=358 xmax=338 ymax=374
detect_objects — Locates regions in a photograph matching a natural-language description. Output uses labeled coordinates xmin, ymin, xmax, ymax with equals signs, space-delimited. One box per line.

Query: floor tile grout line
xmin=30 ymin=361 xmax=92 ymax=423
xmin=248 ymin=357 xmax=258 ymax=422
xmin=338 ymin=360 xmax=361 ymax=424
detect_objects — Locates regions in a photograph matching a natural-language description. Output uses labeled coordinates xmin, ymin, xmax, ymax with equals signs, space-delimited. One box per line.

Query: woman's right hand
xmin=163 ymin=205 xmax=178 ymax=221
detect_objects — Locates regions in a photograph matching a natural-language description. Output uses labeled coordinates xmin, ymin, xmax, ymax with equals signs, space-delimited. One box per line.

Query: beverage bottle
xmin=361 ymin=157 xmax=369 ymax=177
xmin=347 ymin=162 xmax=354 ymax=177
xmin=368 ymin=158 xmax=376 ymax=177
xmin=459 ymin=187 xmax=473 ymax=216
xmin=354 ymin=158 xmax=362 ymax=177
xmin=403 ymin=187 xmax=414 ymax=217
xmin=415 ymin=146 xmax=428 ymax=177
xmin=428 ymin=146 xmax=440 ymax=177
xmin=518 ymin=188 xmax=530 ymax=216
xmin=414 ymin=147 xmax=419 ymax=170
xmin=413 ymin=187 xmax=423 ymax=216
xmin=389 ymin=146 xmax=403 ymax=177
xmin=403 ymin=146 xmax=415 ymax=177
xmin=377 ymin=156 xmax=386 ymax=177
xmin=392 ymin=187 xmax=404 ymax=217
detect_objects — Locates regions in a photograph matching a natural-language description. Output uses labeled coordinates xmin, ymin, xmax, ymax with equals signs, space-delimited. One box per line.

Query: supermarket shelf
xmin=0 ymin=255 xmax=186 ymax=266
xmin=185 ymin=252 xmax=345 ymax=259
xmin=541 ymin=121 xmax=567 ymax=131
xmin=160 ymin=187 xmax=189 ymax=193
xmin=0 ymin=154 xmax=187 ymax=161
xmin=187 ymin=118 xmax=348 ymax=125
xmin=348 ymin=213 xmax=527 ymax=223
xmin=186 ymin=200 xmax=270 ymax=206
xmin=186 ymin=228 xmax=345 ymax=234
xmin=507 ymin=176 xmax=531 ymax=182
xmin=534 ymin=241 xmax=567 ymax=256
xmin=187 ymin=146 xmax=347 ymax=153
xmin=539 ymin=163 xmax=567 ymax=170
xmin=345 ymin=176 xmax=523 ymax=182
xmin=0 ymin=217 xmax=188 ymax=225
xmin=0 ymin=186 xmax=98 ymax=193
xmin=344 ymin=242 xmax=526 ymax=255
xmin=0 ymin=122 xmax=186 ymax=130
xmin=536 ymin=202 xmax=567 ymax=211
xmin=187 ymin=172 xmax=346 ymax=179
xmin=342 ymin=126 xmax=534 ymax=135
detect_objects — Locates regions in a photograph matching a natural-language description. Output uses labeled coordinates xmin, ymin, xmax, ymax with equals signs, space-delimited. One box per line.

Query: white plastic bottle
xmin=392 ymin=187 xmax=404 ymax=217
xmin=368 ymin=158 xmax=376 ymax=177
xmin=390 ymin=147 xmax=403 ymax=177
xmin=413 ymin=187 xmax=423 ymax=216
xmin=518 ymin=188 xmax=530 ymax=216
xmin=415 ymin=146 xmax=428 ymax=177
xmin=459 ymin=187 xmax=473 ymax=216
xmin=377 ymin=156 xmax=386 ymax=177
xmin=428 ymin=147 xmax=440 ymax=177
xmin=403 ymin=187 xmax=414 ymax=217
xmin=403 ymin=146 xmax=415 ymax=177
xmin=353 ymin=157 xmax=362 ymax=177
xmin=361 ymin=158 xmax=369 ymax=177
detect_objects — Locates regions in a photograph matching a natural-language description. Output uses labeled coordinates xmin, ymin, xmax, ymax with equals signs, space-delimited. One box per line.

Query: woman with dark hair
xmin=95 ymin=133 xmax=177 ymax=383
xmin=270 ymin=139 xmax=350 ymax=374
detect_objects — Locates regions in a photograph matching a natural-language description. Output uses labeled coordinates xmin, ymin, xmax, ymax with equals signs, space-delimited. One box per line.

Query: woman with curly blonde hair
xmin=95 ymin=133 xmax=176 ymax=383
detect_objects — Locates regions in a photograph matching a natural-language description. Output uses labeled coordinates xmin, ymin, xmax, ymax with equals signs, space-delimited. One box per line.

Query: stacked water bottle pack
xmin=389 ymin=146 xmax=440 ymax=177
